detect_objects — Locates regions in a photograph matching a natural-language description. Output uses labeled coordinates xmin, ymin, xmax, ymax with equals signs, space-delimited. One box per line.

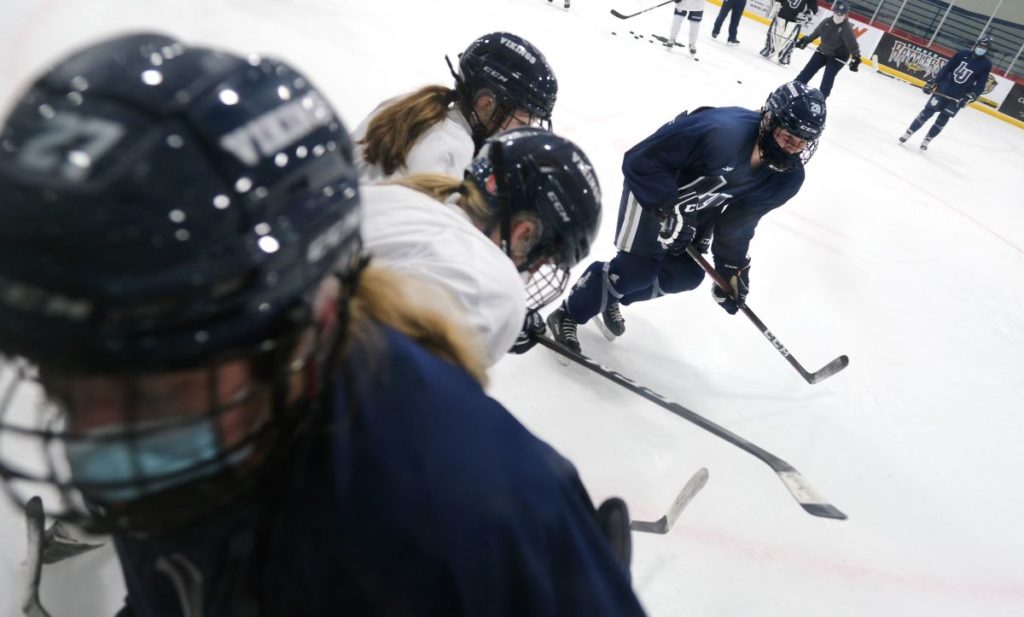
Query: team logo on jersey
xmin=952 ymin=61 xmax=974 ymax=84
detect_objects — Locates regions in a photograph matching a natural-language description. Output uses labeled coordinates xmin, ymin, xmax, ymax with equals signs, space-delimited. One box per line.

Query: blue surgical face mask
xmin=974 ymin=47 xmax=987 ymax=56
xmin=64 ymin=418 xmax=228 ymax=502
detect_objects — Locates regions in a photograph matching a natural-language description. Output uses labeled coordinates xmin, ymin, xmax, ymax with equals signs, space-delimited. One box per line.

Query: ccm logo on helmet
xmin=499 ymin=37 xmax=537 ymax=64
xmin=220 ymin=91 xmax=334 ymax=166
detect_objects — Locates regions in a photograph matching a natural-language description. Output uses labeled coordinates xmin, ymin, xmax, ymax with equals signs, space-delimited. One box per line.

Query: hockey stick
xmin=630 ymin=467 xmax=709 ymax=534
xmin=686 ymin=246 xmax=848 ymax=385
xmin=533 ymin=336 xmax=847 ymax=520
xmin=22 ymin=497 xmax=51 ymax=617
xmin=611 ymin=1 xmax=674 ymax=20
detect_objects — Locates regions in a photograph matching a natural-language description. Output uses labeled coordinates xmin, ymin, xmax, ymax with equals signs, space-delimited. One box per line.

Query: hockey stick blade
xmin=610 ymin=1 xmax=674 ymax=20
xmin=630 ymin=467 xmax=709 ymax=534
xmin=807 ymin=355 xmax=849 ymax=384
xmin=535 ymin=335 xmax=847 ymax=520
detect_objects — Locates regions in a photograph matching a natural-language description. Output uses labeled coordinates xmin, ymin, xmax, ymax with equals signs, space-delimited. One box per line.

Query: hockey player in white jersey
xmin=362 ymin=128 xmax=601 ymax=365
xmin=761 ymin=0 xmax=817 ymax=65
xmin=664 ymin=0 xmax=706 ymax=57
xmin=352 ymin=32 xmax=557 ymax=183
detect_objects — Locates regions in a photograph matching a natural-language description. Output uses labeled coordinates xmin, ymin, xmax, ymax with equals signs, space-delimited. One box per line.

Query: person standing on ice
xmin=760 ymin=0 xmax=818 ymax=66
xmin=792 ymin=1 xmax=861 ymax=98
xmin=0 ymin=32 xmax=647 ymax=617
xmin=711 ymin=0 xmax=747 ymax=46
xmin=547 ymin=82 xmax=827 ymax=354
xmin=899 ymin=33 xmax=993 ymax=152
xmin=351 ymin=31 xmax=557 ymax=183
xmin=663 ymin=0 xmax=707 ymax=57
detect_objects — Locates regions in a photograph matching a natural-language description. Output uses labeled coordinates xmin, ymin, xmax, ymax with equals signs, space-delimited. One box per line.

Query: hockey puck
xmin=737 ymin=80 xmax=743 ymax=84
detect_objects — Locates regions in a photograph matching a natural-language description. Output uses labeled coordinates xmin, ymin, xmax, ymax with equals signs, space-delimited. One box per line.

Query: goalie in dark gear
xmin=761 ymin=0 xmax=818 ymax=65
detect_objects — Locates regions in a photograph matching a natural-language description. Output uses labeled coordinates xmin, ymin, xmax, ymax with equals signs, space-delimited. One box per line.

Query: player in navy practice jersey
xmin=547 ymin=82 xmax=827 ymax=354
xmin=899 ymin=33 xmax=993 ymax=151
xmin=0 ymin=33 xmax=646 ymax=617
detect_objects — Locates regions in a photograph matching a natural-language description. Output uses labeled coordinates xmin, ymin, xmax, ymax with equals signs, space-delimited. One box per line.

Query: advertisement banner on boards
xmin=873 ymin=32 xmax=948 ymax=81
xmin=998 ymin=82 xmax=1024 ymax=122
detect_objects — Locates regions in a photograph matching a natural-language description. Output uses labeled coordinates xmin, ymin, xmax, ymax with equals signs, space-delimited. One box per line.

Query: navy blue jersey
xmin=112 ymin=327 xmax=646 ymax=617
xmin=622 ymin=107 xmax=804 ymax=264
xmin=934 ymin=50 xmax=992 ymax=100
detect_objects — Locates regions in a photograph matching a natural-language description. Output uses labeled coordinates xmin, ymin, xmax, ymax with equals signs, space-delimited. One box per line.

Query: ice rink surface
xmin=1 ymin=1 xmax=1022 ymax=615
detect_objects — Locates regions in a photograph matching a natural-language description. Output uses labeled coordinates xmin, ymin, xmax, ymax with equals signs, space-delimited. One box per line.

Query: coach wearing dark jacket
xmin=794 ymin=1 xmax=861 ymax=97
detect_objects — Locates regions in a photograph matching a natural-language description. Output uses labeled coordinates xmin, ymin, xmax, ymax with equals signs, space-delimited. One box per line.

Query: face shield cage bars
xmin=0 ymin=330 xmax=316 ymax=534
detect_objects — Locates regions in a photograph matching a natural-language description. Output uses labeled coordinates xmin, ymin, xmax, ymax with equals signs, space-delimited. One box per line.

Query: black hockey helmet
xmin=448 ymin=32 xmax=558 ymax=146
xmin=974 ymin=31 xmax=993 ymax=54
xmin=0 ymin=33 xmax=362 ymax=531
xmin=465 ymin=127 xmax=601 ymax=309
xmin=833 ymin=1 xmax=849 ymax=15
xmin=758 ymin=81 xmax=827 ymax=172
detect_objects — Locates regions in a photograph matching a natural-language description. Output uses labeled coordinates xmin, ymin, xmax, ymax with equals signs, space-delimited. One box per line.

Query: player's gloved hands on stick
xmin=656 ymin=204 xmax=698 ymax=256
xmin=693 ymin=229 xmax=712 ymax=255
xmin=960 ymin=92 xmax=977 ymax=108
xmin=795 ymin=37 xmax=809 ymax=50
xmin=510 ymin=309 xmax=545 ymax=354
xmin=848 ymin=57 xmax=860 ymax=71
xmin=923 ymin=80 xmax=937 ymax=94
xmin=711 ymin=257 xmax=750 ymax=315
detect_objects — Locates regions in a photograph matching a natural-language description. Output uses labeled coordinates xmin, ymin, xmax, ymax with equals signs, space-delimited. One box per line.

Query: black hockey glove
xmin=960 ymin=92 xmax=978 ymax=108
xmin=510 ymin=309 xmax=545 ymax=354
xmin=923 ymin=80 xmax=937 ymax=95
xmin=693 ymin=229 xmax=712 ymax=255
xmin=656 ymin=204 xmax=698 ymax=256
xmin=711 ymin=258 xmax=750 ymax=315
xmin=848 ymin=57 xmax=860 ymax=71
xmin=795 ymin=37 xmax=809 ymax=50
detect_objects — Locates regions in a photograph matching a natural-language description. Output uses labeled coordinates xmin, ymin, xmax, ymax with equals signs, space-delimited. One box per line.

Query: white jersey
xmin=674 ymin=0 xmax=704 ymax=11
xmin=361 ymin=184 xmax=526 ymax=366
xmin=351 ymin=101 xmax=475 ymax=184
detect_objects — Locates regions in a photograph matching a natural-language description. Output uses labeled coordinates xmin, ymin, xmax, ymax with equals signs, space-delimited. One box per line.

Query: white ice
xmin=1 ymin=1 xmax=1022 ymax=615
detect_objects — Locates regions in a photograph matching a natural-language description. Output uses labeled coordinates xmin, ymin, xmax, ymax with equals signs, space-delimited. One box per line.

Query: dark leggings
xmin=712 ymin=0 xmax=747 ymax=40
xmin=794 ymin=51 xmax=845 ymax=97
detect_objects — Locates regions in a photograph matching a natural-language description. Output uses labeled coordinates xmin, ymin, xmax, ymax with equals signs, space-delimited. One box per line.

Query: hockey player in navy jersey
xmin=899 ymin=33 xmax=993 ymax=151
xmin=0 ymin=33 xmax=646 ymax=617
xmin=547 ymin=81 xmax=826 ymax=353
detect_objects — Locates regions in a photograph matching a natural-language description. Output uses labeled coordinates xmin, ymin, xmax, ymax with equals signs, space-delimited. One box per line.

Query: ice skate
xmin=595 ymin=302 xmax=626 ymax=341
xmin=899 ymin=130 xmax=912 ymax=144
xmin=727 ymin=38 xmax=740 ymax=46
xmin=547 ymin=305 xmax=581 ymax=354
xmin=920 ymin=137 xmax=931 ymax=151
